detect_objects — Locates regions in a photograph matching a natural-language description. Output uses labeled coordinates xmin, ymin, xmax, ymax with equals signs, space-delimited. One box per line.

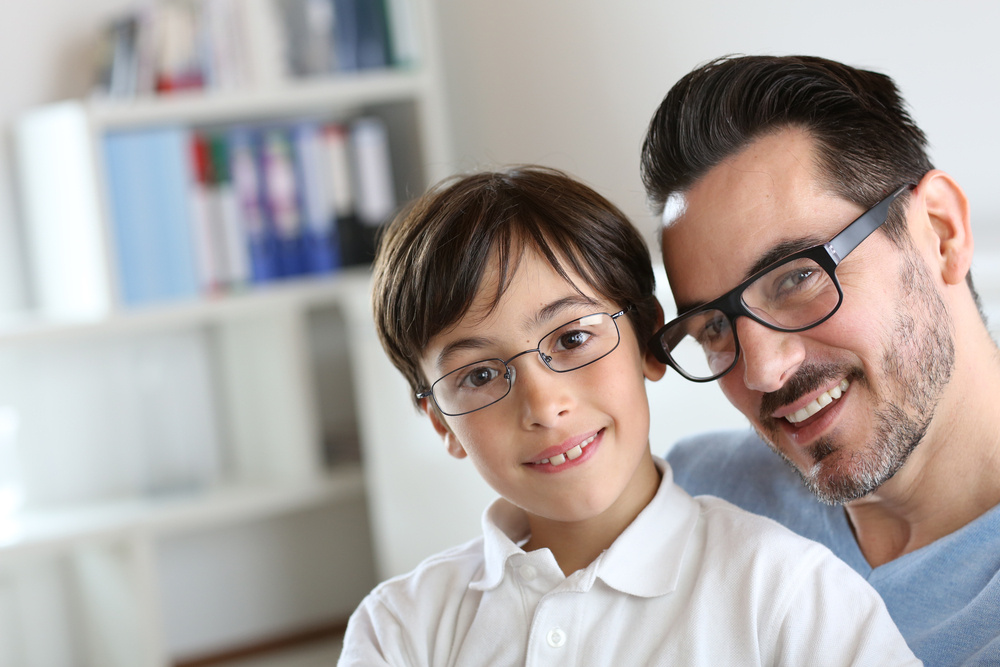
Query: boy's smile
xmin=419 ymin=247 xmax=663 ymax=536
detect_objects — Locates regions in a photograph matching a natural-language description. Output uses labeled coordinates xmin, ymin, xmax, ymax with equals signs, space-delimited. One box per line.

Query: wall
xmin=434 ymin=0 xmax=1000 ymax=259
xmin=0 ymin=0 xmax=135 ymax=311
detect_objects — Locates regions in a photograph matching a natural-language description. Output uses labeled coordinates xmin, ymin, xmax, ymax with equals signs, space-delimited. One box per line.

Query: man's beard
xmin=756 ymin=249 xmax=955 ymax=505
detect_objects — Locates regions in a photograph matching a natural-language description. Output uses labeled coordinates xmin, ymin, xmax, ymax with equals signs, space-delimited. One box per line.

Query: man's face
xmin=661 ymin=128 xmax=954 ymax=504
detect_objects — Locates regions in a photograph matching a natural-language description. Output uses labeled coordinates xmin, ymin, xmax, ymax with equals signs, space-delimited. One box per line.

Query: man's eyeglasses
xmin=418 ymin=307 xmax=632 ymax=416
xmin=647 ymin=184 xmax=914 ymax=382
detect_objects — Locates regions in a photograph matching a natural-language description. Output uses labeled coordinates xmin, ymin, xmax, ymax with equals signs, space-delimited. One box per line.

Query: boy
xmin=339 ymin=166 xmax=919 ymax=665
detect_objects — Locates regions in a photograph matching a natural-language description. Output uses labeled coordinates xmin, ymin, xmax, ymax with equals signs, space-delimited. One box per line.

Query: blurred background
xmin=0 ymin=1 xmax=997 ymax=665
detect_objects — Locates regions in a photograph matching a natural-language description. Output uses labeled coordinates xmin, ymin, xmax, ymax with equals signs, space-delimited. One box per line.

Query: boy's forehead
xmin=419 ymin=251 xmax=605 ymax=371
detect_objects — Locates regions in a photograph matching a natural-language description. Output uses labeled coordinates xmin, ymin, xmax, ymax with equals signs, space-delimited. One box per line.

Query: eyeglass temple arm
xmin=825 ymin=184 xmax=913 ymax=266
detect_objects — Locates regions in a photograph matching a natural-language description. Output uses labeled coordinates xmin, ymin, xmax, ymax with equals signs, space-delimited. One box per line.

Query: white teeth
xmin=785 ymin=380 xmax=850 ymax=424
xmin=535 ymin=433 xmax=598 ymax=466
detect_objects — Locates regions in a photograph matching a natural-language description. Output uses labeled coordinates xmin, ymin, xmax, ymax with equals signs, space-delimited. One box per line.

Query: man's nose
xmin=734 ymin=317 xmax=805 ymax=393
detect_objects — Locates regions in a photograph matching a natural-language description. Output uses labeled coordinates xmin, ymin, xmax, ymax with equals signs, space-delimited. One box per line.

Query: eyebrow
xmin=673 ymin=235 xmax=825 ymax=315
xmin=743 ymin=236 xmax=825 ymax=280
xmin=434 ymin=294 xmax=603 ymax=372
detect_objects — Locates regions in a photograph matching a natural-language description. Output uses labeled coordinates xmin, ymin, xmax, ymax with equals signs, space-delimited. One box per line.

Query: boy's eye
xmin=459 ymin=365 xmax=502 ymax=389
xmin=555 ymin=329 xmax=591 ymax=351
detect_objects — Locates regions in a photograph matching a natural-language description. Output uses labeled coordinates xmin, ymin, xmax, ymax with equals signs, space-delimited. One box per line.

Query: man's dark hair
xmin=640 ymin=54 xmax=932 ymax=244
xmin=373 ymin=165 xmax=659 ymax=402
xmin=641 ymin=53 xmax=984 ymax=312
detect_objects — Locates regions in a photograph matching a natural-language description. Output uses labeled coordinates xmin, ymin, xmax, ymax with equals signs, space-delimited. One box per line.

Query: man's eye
xmin=697 ymin=315 xmax=730 ymax=346
xmin=775 ymin=268 xmax=815 ymax=295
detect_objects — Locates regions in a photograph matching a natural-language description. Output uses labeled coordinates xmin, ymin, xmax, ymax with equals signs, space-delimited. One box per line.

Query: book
xmin=255 ymin=127 xmax=307 ymax=278
xmin=276 ymin=0 xmax=337 ymax=77
xmin=206 ymin=133 xmax=252 ymax=287
xmin=384 ymin=0 xmax=420 ymax=68
xmin=103 ymin=127 xmax=201 ymax=306
xmin=290 ymin=121 xmax=340 ymax=274
xmin=341 ymin=116 xmax=395 ymax=266
xmin=238 ymin=0 xmax=290 ymax=88
xmin=322 ymin=122 xmax=368 ymax=265
xmin=154 ymin=0 xmax=204 ymax=93
xmin=350 ymin=116 xmax=396 ymax=226
xmin=228 ymin=127 xmax=279 ymax=282
xmin=332 ymin=0 xmax=391 ymax=72
xmin=187 ymin=131 xmax=224 ymax=293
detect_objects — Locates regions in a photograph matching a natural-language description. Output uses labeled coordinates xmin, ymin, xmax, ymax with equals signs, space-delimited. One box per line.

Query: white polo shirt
xmin=340 ymin=458 xmax=920 ymax=666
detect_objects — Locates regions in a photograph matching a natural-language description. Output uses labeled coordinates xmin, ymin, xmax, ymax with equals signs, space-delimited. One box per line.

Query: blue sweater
xmin=667 ymin=429 xmax=1000 ymax=666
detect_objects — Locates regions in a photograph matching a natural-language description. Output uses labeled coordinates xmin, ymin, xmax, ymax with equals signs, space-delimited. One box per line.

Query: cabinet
xmin=1 ymin=1 xmax=454 ymax=664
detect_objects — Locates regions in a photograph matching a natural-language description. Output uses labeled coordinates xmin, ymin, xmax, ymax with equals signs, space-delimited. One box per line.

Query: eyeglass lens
xmin=430 ymin=312 xmax=622 ymax=416
xmin=661 ymin=257 xmax=841 ymax=380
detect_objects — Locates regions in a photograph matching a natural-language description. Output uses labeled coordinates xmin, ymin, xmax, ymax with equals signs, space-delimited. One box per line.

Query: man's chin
xmin=763 ymin=435 xmax=878 ymax=505
xmin=803 ymin=467 xmax=876 ymax=506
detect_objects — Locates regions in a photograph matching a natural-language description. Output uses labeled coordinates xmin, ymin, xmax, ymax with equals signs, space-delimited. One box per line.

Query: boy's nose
xmin=734 ymin=318 xmax=805 ymax=393
xmin=510 ymin=356 xmax=574 ymax=428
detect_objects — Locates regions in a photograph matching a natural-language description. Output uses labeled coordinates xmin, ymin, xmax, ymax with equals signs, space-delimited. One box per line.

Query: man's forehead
xmin=660 ymin=153 xmax=854 ymax=311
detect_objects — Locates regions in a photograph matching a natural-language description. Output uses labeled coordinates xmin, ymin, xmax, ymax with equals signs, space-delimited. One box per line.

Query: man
xmin=641 ymin=54 xmax=1000 ymax=664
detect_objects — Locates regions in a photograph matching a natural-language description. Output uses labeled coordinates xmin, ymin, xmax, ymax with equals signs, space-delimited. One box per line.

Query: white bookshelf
xmin=2 ymin=0 xmax=453 ymax=664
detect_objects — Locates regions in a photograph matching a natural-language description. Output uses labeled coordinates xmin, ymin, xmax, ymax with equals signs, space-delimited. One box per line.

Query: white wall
xmin=434 ymin=0 xmax=1000 ymax=260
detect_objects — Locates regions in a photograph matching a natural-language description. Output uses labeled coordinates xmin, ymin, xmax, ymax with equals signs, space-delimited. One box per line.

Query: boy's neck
xmin=522 ymin=455 xmax=662 ymax=576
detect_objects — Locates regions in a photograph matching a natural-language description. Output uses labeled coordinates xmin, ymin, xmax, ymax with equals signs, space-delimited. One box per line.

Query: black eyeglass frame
xmin=647 ymin=183 xmax=915 ymax=382
xmin=417 ymin=305 xmax=633 ymax=416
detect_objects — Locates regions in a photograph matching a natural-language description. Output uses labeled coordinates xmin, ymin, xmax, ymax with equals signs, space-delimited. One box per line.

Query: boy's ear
xmin=643 ymin=299 xmax=667 ymax=382
xmin=420 ymin=397 xmax=467 ymax=459
xmin=913 ymin=170 xmax=973 ymax=286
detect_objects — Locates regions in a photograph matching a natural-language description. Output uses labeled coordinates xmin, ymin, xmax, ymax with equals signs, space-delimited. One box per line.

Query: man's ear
xmin=643 ymin=298 xmax=667 ymax=382
xmin=420 ymin=397 xmax=467 ymax=459
xmin=913 ymin=170 xmax=973 ymax=286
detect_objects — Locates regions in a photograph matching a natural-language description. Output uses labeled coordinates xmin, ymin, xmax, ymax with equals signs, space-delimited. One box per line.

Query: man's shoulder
xmin=664 ymin=429 xmax=840 ymax=544
xmin=666 ymin=429 xmax=798 ymax=496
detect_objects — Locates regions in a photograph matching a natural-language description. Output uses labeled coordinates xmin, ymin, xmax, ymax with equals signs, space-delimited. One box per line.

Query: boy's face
xmin=418 ymin=248 xmax=664 ymax=526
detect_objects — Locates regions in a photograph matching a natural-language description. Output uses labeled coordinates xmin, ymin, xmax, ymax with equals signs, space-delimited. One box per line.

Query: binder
xmin=187 ymin=131 xmax=224 ymax=293
xmin=290 ymin=121 xmax=340 ymax=274
xmin=207 ymin=133 xmax=252 ymax=287
xmin=255 ymin=127 xmax=307 ymax=278
xmin=228 ymin=127 xmax=279 ymax=282
xmin=103 ymin=127 xmax=200 ymax=306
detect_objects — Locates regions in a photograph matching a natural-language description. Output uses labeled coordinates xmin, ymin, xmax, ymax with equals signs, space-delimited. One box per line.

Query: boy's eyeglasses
xmin=418 ymin=306 xmax=632 ymax=416
xmin=647 ymin=184 xmax=914 ymax=382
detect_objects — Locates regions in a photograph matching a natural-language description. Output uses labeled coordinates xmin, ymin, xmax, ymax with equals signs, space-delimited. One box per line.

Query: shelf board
xmin=84 ymin=70 xmax=428 ymax=129
xmin=0 ymin=267 xmax=373 ymax=346
xmin=0 ymin=463 xmax=365 ymax=562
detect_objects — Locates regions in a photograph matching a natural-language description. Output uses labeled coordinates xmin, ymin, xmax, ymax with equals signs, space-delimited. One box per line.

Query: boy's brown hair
xmin=372 ymin=165 xmax=659 ymax=404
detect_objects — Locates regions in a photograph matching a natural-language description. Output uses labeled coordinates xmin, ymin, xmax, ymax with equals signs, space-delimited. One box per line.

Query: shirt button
xmin=519 ymin=564 xmax=537 ymax=581
xmin=546 ymin=628 xmax=566 ymax=648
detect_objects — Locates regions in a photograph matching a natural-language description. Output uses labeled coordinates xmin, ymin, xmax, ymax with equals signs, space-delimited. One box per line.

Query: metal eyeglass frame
xmin=647 ymin=183 xmax=915 ymax=382
xmin=417 ymin=305 xmax=633 ymax=416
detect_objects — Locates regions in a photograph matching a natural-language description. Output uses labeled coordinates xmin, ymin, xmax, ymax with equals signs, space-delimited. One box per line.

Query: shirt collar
xmin=597 ymin=457 xmax=699 ymax=597
xmin=471 ymin=457 xmax=700 ymax=597
xmin=473 ymin=496 xmax=532 ymax=591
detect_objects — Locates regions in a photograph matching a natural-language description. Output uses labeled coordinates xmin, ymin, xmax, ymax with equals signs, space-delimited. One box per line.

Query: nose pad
xmin=734 ymin=317 xmax=805 ymax=393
